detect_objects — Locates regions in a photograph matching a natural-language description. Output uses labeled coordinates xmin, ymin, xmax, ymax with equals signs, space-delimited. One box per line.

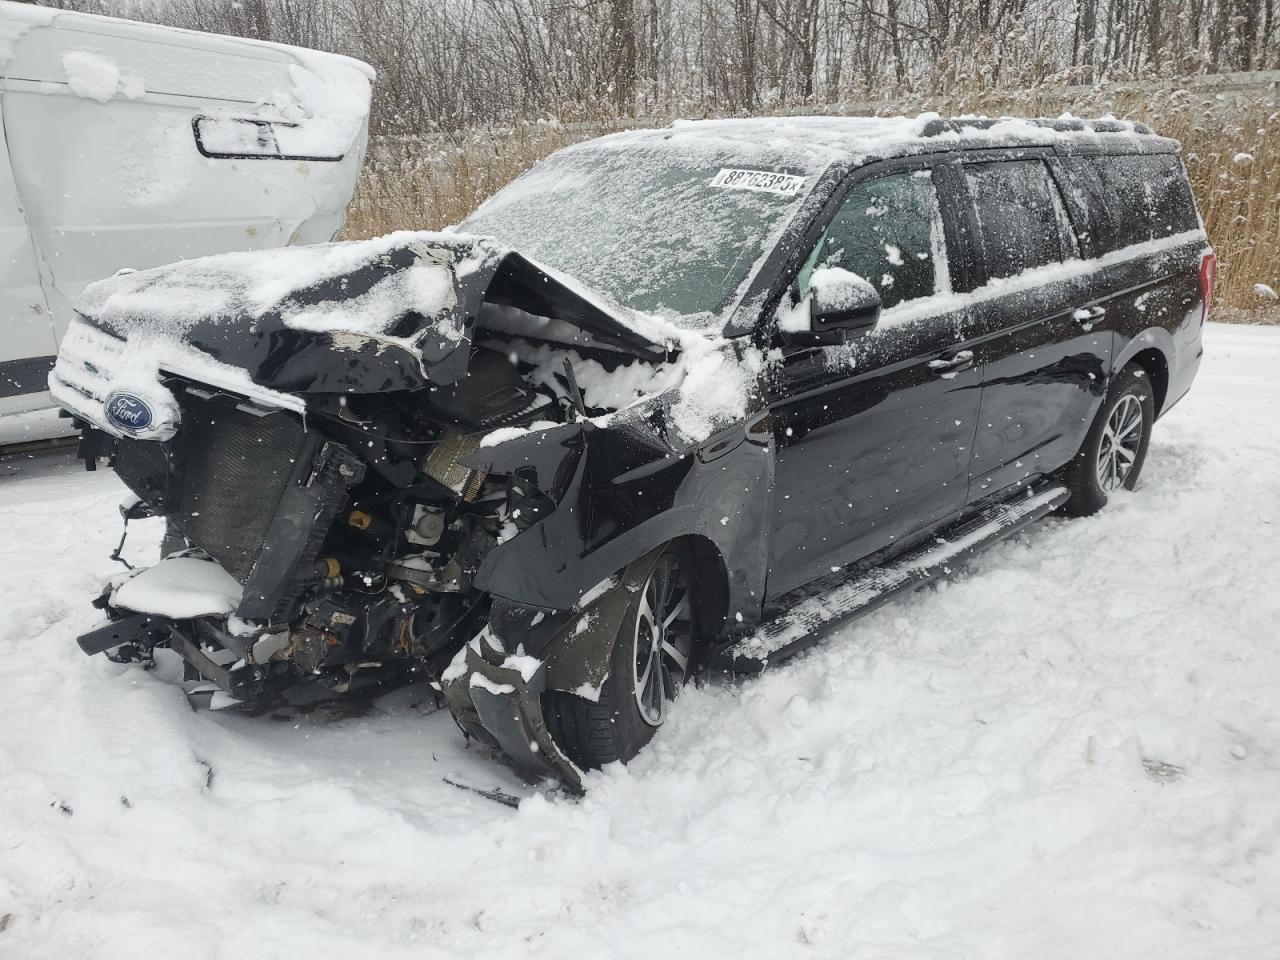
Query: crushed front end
xmin=73 ymin=377 xmax=533 ymax=709
xmin=53 ymin=232 xmax=690 ymax=789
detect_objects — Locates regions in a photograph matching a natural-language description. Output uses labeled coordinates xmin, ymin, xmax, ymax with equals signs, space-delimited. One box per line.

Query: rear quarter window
xmin=1058 ymin=154 xmax=1200 ymax=256
xmin=963 ymin=159 xmax=1070 ymax=282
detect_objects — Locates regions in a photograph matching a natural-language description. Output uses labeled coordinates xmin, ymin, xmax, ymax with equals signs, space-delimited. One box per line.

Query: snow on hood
xmin=74 ymin=229 xmax=676 ymax=351
xmin=68 ymin=230 xmax=676 ymax=396
xmin=53 ymin=231 xmax=697 ymax=440
xmin=74 ymin=230 xmax=499 ymax=344
xmin=72 ymin=221 xmax=768 ymax=448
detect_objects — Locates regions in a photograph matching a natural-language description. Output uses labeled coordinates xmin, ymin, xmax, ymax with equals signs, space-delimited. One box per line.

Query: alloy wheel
xmin=1096 ymin=393 xmax=1144 ymax=492
xmin=632 ymin=553 xmax=694 ymax=726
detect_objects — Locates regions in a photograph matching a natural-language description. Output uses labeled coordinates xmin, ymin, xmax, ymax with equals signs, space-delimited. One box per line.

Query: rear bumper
xmin=440 ymin=641 xmax=583 ymax=791
xmin=1162 ymin=340 xmax=1203 ymax=419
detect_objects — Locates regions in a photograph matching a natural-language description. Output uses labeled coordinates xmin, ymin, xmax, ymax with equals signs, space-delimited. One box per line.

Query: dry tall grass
xmin=343 ymin=86 xmax=1280 ymax=320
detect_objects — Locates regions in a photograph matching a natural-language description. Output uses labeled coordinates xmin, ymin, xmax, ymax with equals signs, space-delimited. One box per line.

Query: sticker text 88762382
xmin=708 ymin=168 xmax=807 ymax=196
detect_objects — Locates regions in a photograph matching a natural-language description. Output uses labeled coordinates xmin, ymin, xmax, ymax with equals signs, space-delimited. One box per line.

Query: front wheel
xmin=543 ymin=546 xmax=696 ymax=770
xmin=1063 ymin=365 xmax=1155 ymax=516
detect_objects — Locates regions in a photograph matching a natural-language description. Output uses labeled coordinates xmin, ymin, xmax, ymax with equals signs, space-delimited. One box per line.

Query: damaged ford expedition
xmin=52 ymin=116 xmax=1210 ymax=790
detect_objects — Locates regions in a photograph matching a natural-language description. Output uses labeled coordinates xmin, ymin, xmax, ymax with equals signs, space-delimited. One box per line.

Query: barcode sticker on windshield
xmin=709 ymin=168 xmax=806 ymax=196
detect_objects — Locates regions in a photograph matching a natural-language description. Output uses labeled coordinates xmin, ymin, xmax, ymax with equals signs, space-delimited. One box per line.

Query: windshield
xmin=459 ymin=138 xmax=813 ymax=325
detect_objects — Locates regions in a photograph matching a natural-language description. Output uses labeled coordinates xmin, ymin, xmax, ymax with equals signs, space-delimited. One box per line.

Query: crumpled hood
xmin=65 ymin=230 xmax=672 ymax=398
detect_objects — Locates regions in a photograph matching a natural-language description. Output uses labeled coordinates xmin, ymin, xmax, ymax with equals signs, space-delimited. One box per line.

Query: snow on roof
xmin=580 ymin=113 xmax=1175 ymax=176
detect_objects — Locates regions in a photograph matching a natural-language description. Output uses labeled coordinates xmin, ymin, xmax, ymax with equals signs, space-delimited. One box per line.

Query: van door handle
xmin=1074 ymin=305 xmax=1107 ymax=326
xmin=927 ymin=350 xmax=974 ymax=379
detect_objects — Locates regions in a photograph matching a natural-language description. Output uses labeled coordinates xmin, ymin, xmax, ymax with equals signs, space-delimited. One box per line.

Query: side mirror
xmin=778 ymin=267 xmax=881 ymax=346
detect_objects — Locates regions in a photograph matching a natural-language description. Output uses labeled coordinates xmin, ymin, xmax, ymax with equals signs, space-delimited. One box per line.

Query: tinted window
xmin=965 ymin=160 xmax=1067 ymax=281
xmin=1059 ymin=154 xmax=1199 ymax=254
xmin=799 ymin=171 xmax=947 ymax=310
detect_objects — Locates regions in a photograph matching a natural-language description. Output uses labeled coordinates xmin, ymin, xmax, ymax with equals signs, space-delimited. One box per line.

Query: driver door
xmin=765 ymin=165 xmax=982 ymax=599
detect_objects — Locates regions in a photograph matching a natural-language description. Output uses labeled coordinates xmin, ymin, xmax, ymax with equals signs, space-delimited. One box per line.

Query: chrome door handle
xmin=927 ymin=350 xmax=974 ymax=379
xmin=1074 ymin=305 xmax=1107 ymax=325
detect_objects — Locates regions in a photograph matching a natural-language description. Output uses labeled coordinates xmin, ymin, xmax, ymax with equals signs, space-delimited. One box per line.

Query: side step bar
xmin=708 ymin=485 xmax=1070 ymax=674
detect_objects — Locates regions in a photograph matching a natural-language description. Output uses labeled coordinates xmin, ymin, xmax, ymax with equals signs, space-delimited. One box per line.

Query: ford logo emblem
xmin=104 ymin=392 xmax=154 ymax=434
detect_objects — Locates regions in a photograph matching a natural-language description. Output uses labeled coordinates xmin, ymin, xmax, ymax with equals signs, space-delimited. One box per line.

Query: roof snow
xmin=587 ymin=114 xmax=1175 ymax=176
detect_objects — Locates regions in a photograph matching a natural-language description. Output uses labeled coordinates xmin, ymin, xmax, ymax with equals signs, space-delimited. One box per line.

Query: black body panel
xmin=766 ymin=323 xmax=982 ymax=598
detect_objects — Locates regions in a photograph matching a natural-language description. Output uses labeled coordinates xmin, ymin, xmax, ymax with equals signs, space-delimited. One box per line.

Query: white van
xmin=0 ymin=1 xmax=372 ymax=423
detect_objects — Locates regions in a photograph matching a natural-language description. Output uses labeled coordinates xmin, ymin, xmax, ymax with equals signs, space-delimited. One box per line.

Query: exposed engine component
xmin=406 ymin=504 xmax=445 ymax=546
xmin=78 ymin=328 xmax=589 ymax=711
xmin=423 ymin=431 xmax=486 ymax=500
xmin=426 ymin=348 xmax=542 ymax=428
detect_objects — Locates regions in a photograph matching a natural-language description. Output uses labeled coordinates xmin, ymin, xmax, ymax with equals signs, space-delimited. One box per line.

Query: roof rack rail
xmin=920 ymin=117 xmax=1155 ymax=137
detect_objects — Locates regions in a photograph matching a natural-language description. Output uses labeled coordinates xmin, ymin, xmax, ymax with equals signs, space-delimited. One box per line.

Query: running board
xmin=708 ymin=485 xmax=1070 ymax=674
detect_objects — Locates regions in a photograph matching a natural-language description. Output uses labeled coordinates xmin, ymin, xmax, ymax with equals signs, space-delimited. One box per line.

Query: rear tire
xmin=543 ymin=545 xmax=697 ymax=770
xmin=1063 ymin=364 xmax=1155 ymax=517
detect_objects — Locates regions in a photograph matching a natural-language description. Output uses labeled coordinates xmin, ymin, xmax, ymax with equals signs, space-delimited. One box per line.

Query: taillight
xmin=1198 ymin=249 xmax=1216 ymax=325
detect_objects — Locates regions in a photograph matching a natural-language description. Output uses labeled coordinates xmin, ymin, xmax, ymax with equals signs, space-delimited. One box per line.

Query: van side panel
xmin=0 ymin=110 xmax=55 ymax=408
xmin=0 ymin=6 xmax=371 ymax=417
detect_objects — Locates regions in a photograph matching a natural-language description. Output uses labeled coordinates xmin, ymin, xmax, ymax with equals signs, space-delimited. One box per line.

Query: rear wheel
xmin=1064 ymin=365 xmax=1155 ymax=516
xmin=543 ymin=546 xmax=696 ymax=769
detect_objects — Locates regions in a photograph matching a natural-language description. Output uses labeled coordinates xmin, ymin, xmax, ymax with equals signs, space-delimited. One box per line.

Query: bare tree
xmin=36 ymin=0 xmax=1280 ymax=133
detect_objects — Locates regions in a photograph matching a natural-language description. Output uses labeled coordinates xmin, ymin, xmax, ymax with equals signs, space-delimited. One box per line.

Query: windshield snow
xmin=459 ymin=136 xmax=815 ymax=325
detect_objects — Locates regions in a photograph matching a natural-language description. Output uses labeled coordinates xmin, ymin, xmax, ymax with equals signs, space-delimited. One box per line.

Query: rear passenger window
xmin=1059 ymin=154 xmax=1199 ymax=254
xmin=798 ymin=171 xmax=948 ymax=310
xmin=964 ymin=160 xmax=1069 ymax=281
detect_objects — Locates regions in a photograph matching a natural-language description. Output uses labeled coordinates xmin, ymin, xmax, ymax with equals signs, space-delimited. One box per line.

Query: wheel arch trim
xmin=1114 ymin=327 xmax=1173 ymax=415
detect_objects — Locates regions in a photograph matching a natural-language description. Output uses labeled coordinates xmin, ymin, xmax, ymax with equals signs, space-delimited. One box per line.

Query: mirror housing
xmin=778 ymin=267 xmax=881 ymax=346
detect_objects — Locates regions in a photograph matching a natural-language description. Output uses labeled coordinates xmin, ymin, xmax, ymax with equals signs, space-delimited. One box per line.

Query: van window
xmin=1059 ymin=154 xmax=1199 ymax=255
xmin=964 ymin=160 xmax=1068 ymax=281
xmin=798 ymin=171 xmax=948 ymax=310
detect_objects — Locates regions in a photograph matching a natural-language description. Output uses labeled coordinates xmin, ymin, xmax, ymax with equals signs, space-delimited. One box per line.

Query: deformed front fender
xmin=438 ymin=547 xmax=663 ymax=791
xmin=515 ymin=545 xmax=661 ymax=697
xmin=469 ymin=411 xmax=773 ymax=626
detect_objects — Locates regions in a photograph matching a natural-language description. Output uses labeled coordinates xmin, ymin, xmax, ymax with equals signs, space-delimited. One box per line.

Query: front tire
xmin=543 ymin=546 xmax=696 ymax=770
xmin=1064 ymin=365 xmax=1155 ymax=517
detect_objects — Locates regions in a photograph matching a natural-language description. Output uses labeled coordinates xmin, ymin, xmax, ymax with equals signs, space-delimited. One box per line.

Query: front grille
xmin=115 ymin=392 xmax=311 ymax=582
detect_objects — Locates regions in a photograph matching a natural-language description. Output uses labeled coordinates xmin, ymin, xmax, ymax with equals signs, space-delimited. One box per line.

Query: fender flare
xmin=1114 ymin=325 xmax=1174 ymax=378
xmin=1113 ymin=325 xmax=1176 ymax=413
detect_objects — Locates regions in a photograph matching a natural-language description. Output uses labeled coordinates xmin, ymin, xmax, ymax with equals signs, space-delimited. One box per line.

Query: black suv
xmin=54 ymin=116 xmax=1210 ymax=790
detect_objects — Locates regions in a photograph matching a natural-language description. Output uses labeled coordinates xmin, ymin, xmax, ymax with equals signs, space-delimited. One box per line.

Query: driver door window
xmin=798 ymin=171 xmax=950 ymax=310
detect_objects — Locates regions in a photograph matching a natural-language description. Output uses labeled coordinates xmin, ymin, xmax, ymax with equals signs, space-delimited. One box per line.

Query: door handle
xmin=927 ymin=350 xmax=974 ymax=379
xmin=1074 ymin=305 xmax=1107 ymax=326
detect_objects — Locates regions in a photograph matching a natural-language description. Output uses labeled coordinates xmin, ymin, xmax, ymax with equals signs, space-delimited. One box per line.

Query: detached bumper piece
xmin=77 ymin=612 xmax=170 ymax=658
xmin=441 ymin=641 xmax=584 ymax=792
xmin=77 ymin=612 xmax=271 ymax=704
xmin=167 ymin=622 xmax=268 ymax=703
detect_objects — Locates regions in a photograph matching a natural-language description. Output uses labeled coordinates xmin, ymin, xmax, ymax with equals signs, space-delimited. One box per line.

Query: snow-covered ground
xmin=2 ymin=323 xmax=1278 ymax=958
